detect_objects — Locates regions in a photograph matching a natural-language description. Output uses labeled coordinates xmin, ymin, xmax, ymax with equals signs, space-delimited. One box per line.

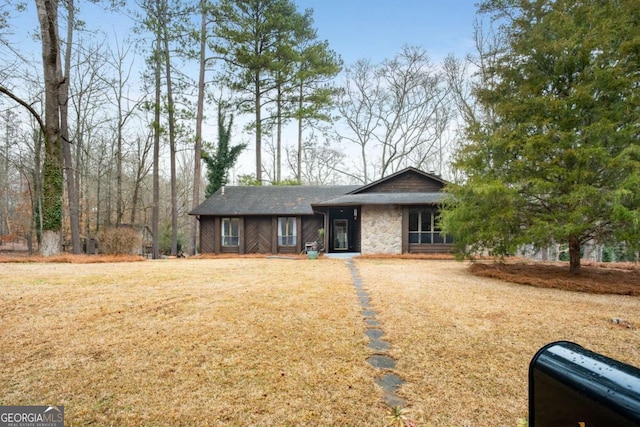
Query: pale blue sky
xmin=5 ymin=1 xmax=479 ymax=68
xmin=295 ymin=0 xmax=479 ymax=63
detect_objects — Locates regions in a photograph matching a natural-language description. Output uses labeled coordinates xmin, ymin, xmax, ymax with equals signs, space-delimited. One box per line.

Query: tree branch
xmin=0 ymin=85 xmax=46 ymax=135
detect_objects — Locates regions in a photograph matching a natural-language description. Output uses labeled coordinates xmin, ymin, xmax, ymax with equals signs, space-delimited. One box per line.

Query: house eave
xmin=312 ymin=192 xmax=448 ymax=207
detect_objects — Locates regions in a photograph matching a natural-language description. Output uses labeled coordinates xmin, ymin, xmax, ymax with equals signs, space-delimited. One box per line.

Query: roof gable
xmin=350 ymin=167 xmax=446 ymax=194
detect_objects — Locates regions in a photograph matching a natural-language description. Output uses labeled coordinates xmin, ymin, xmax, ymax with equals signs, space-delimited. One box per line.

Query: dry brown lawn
xmin=355 ymin=259 xmax=640 ymax=427
xmin=0 ymin=259 xmax=385 ymax=426
xmin=1 ymin=257 xmax=639 ymax=426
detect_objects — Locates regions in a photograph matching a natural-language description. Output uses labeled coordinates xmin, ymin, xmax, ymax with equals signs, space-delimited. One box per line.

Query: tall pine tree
xmin=212 ymin=0 xmax=339 ymax=183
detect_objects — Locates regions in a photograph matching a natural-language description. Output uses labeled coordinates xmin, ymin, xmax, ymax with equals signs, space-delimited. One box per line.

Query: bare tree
xmin=100 ymin=37 xmax=142 ymax=227
xmin=0 ymin=110 xmax=18 ymax=236
xmin=444 ymin=20 xmax=503 ymax=133
xmin=335 ymin=58 xmax=382 ymax=184
xmin=337 ymin=46 xmax=452 ymax=183
xmin=129 ymin=131 xmax=153 ymax=225
xmin=285 ymin=135 xmax=345 ymax=185
xmin=442 ymin=19 xmax=506 ymax=182
xmin=69 ymin=37 xmax=126 ymax=240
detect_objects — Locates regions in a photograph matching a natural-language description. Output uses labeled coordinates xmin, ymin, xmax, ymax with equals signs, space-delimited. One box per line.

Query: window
xmin=408 ymin=209 xmax=452 ymax=244
xmin=221 ymin=218 xmax=239 ymax=246
xmin=278 ymin=217 xmax=297 ymax=246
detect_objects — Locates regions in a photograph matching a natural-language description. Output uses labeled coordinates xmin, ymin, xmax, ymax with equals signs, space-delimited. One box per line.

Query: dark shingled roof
xmin=312 ymin=192 xmax=447 ymax=206
xmin=189 ymin=185 xmax=360 ymax=216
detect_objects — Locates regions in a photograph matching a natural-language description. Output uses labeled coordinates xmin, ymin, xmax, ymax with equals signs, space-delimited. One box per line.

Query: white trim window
xmin=409 ymin=208 xmax=452 ymax=244
xmin=221 ymin=218 xmax=240 ymax=246
xmin=278 ymin=217 xmax=297 ymax=246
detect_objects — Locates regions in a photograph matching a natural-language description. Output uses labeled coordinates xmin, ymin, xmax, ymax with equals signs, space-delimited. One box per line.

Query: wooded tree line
xmin=0 ymin=0 xmax=457 ymax=257
xmin=2 ymin=0 xmax=637 ymax=270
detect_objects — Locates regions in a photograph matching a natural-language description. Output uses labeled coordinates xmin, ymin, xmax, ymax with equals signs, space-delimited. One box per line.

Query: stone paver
xmin=346 ymin=260 xmax=407 ymax=408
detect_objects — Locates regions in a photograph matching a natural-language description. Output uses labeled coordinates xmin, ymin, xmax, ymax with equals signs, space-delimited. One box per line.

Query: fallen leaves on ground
xmin=469 ymin=261 xmax=640 ymax=296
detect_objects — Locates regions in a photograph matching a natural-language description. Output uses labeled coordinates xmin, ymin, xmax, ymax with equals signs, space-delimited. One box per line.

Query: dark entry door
xmin=333 ymin=219 xmax=348 ymax=251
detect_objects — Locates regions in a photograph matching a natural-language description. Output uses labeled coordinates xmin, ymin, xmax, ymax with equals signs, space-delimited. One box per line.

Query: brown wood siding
xmin=358 ymin=171 xmax=443 ymax=193
xmin=201 ymin=214 xmax=356 ymax=254
xmin=214 ymin=217 xmax=221 ymax=254
xmin=408 ymin=243 xmax=454 ymax=254
xmin=238 ymin=218 xmax=245 ymax=254
xmin=199 ymin=217 xmax=216 ymax=253
xmin=301 ymin=215 xmax=323 ymax=246
xmin=245 ymin=216 xmax=273 ymax=254
xmin=296 ymin=217 xmax=302 ymax=253
xmin=271 ymin=217 xmax=278 ymax=253
xmin=278 ymin=246 xmax=298 ymax=254
xmin=199 ymin=216 xmax=240 ymax=254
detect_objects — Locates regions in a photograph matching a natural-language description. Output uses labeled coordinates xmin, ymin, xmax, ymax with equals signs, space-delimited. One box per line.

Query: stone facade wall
xmin=360 ymin=205 xmax=402 ymax=254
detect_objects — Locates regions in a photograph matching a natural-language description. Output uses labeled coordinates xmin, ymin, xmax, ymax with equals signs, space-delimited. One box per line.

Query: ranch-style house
xmin=189 ymin=167 xmax=453 ymax=255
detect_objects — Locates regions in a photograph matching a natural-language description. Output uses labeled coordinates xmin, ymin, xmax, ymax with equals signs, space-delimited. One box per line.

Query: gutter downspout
xmin=311 ymin=206 xmax=329 ymax=253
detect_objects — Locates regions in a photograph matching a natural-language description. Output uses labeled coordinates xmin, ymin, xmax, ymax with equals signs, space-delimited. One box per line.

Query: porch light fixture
xmin=354 ymin=208 xmax=358 ymax=220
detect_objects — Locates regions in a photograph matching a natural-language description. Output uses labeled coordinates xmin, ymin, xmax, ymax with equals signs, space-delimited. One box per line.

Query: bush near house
xmin=97 ymin=227 xmax=142 ymax=255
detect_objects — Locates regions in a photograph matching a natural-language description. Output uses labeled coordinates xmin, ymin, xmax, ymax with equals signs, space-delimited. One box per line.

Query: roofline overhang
xmin=347 ymin=167 xmax=448 ymax=194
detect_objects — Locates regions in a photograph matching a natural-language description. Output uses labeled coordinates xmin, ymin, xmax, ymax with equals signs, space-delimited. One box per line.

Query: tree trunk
xmin=569 ymin=237 xmax=582 ymax=275
xmin=255 ymin=70 xmax=262 ymax=183
xmin=75 ymin=122 xmax=89 ymax=237
xmin=152 ymin=35 xmax=161 ymax=260
xmin=276 ymin=78 xmax=282 ymax=183
xmin=190 ymin=0 xmax=207 ymax=256
xmin=297 ymin=81 xmax=303 ymax=182
xmin=361 ymin=143 xmax=368 ymax=184
xmin=31 ymin=127 xmax=43 ymax=254
xmin=1 ymin=113 xmax=11 ymax=235
xmin=60 ymin=0 xmax=82 ymax=254
xmin=130 ymin=177 xmax=139 ymax=225
xmin=36 ymin=0 xmax=63 ymax=257
xmin=95 ymin=159 xmax=101 ymax=232
xmin=131 ymin=133 xmax=152 ymax=225
xmin=108 ymin=40 xmax=134 ymax=226
xmin=162 ymin=22 xmax=178 ymax=256
xmin=116 ymin=102 xmax=123 ymax=225
xmin=105 ymin=143 xmax=113 ymax=226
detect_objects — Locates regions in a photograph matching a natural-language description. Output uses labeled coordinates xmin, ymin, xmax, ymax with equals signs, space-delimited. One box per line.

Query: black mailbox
xmin=529 ymin=341 xmax=640 ymax=426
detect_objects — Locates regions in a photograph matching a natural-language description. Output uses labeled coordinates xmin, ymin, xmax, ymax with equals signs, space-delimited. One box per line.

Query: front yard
xmin=357 ymin=259 xmax=640 ymax=426
xmin=1 ymin=258 xmax=639 ymax=426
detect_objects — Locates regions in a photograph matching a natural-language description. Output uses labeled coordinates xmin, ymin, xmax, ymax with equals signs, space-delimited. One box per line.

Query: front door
xmin=333 ymin=219 xmax=348 ymax=251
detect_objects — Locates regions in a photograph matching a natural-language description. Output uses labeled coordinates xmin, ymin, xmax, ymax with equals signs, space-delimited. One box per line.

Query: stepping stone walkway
xmin=346 ymin=260 xmax=407 ymax=408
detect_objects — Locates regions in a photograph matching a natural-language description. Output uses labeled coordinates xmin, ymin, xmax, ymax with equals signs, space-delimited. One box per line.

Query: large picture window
xmin=221 ymin=218 xmax=239 ymax=246
xmin=278 ymin=217 xmax=297 ymax=246
xmin=408 ymin=209 xmax=452 ymax=244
